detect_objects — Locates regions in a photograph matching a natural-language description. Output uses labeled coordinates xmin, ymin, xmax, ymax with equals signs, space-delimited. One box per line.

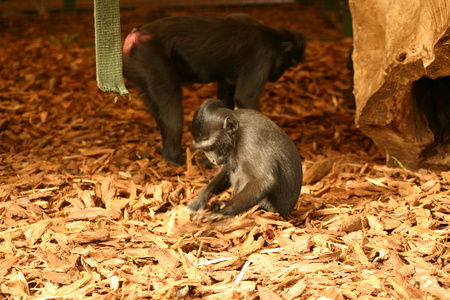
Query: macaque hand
xmin=190 ymin=210 xmax=230 ymax=223
xmin=187 ymin=196 xmax=208 ymax=212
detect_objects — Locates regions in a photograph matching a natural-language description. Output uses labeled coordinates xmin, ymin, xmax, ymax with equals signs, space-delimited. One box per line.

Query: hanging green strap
xmin=94 ymin=0 xmax=129 ymax=98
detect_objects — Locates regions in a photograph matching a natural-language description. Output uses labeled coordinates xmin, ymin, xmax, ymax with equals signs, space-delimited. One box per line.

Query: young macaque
xmin=188 ymin=99 xmax=303 ymax=220
xmin=123 ymin=14 xmax=306 ymax=165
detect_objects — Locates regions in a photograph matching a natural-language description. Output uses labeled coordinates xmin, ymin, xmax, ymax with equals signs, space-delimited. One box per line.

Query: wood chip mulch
xmin=0 ymin=3 xmax=449 ymax=299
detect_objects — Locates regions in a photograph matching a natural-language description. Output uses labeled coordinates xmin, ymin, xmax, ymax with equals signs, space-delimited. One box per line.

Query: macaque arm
xmin=233 ymin=63 xmax=270 ymax=110
xmin=217 ymin=80 xmax=236 ymax=109
xmin=188 ymin=166 xmax=231 ymax=211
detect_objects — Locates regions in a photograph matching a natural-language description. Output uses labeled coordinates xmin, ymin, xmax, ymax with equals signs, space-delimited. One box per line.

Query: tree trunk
xmin=349 ymin=0 xmax=450 ymax=170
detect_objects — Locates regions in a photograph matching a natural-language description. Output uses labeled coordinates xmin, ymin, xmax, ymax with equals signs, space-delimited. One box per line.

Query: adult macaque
xmin=123 ymin=14 xmax=306 ymax=165
xmin=188 ymin=99 xmax=303 ymax=219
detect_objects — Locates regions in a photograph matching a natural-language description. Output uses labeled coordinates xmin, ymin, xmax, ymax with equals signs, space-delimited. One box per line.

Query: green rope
xmin=94 ymin=0 xmax=129 ymax=98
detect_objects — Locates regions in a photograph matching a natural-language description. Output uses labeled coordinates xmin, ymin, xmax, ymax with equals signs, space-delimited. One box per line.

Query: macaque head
xmin=269 ymin=31 xmax=306 ymax=82
xmin=191 ymin=100 xmax=239 ymax=165
xmin=291 ymin=32 xmax=306 ymax=66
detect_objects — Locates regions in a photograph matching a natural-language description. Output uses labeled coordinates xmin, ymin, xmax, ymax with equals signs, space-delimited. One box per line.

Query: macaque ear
xmin=280 ymin=41 xmax=293 ymax=52
xmin=223 ymin=116 xmax=239 ymax=134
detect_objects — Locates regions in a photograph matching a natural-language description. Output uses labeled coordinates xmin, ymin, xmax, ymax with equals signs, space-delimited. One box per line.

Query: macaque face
xmin=191 ymin=104 xmax=238 ymax=166
xmin=203 ymin=146 xmax=221 ymax=166
xmin=193 ymin=131 xmax=231 ymax=166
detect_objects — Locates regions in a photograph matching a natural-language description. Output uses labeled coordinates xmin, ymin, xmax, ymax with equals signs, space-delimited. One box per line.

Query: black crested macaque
xmin=188 ymin=99 xmax=303 ymax=220
xmin=123 ymin=15 xmax=306 ymax=165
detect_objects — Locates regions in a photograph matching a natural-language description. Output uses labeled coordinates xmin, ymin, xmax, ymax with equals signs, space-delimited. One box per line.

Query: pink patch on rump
xmin=123 ymin=28 xmax=154 ymax=56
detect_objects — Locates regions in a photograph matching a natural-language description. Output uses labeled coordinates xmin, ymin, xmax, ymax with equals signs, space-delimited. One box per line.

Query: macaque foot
xmin=210 ymin=200 xmax=226 ymax=211
xmin=163 ymin=151 xmax=186 ymax=166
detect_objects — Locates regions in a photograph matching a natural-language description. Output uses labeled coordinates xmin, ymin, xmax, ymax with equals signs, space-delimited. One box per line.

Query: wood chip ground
xmin=0 ymin=4 xmax=449 ymax=299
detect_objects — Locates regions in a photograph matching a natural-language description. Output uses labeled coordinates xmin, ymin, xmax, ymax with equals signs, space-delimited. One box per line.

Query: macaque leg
xmin=233 ymin=67 xmax=270 ymax=110
xmin=139 ymin=84 xmax=184 ymax=165
xmin=217 ymin=80 xmax=236 ymax=109
xmin=125 ymin=42 xmax=185 ymax=165
xmin=257 ymin=197 xmax=279 ymax=214
xmin=188 ymin=166 xmax=231 ymax=212
xmin=215 ymin=181 xmax=273 ymax=216
xmin=156 ymin=91 xmax=184 ymax=166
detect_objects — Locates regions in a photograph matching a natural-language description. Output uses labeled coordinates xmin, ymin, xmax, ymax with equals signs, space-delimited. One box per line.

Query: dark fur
xmin=188 ymin=99 xmax=303 ymax=219
xmin=123 ymin=15 xmax=306 ymax=165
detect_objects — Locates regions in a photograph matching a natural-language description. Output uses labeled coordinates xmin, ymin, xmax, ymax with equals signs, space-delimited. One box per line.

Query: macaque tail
xmin=123 ymin=28 xmax=153 ymax=56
